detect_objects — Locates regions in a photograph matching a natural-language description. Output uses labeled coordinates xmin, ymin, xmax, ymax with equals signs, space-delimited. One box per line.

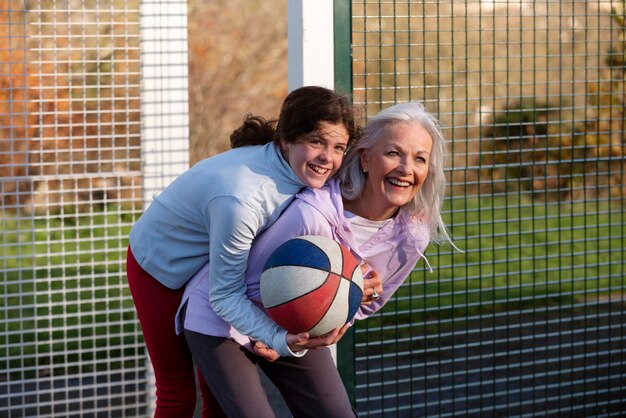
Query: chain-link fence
xmin=337 ymin=1 xmax=625 ymax=416
xmin=2 ymin=1 xmax=625 ymax=417
xmin=1 ymin=0 xmax=189 ymax=416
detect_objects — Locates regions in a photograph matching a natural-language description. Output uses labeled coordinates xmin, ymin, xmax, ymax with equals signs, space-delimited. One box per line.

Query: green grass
xmin=1 ymin=205 xmax=141 ymax=379
xmin=363 ymin=195 xmax=625 ymax=338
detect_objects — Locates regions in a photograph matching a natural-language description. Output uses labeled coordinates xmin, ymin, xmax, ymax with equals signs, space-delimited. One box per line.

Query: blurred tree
xmin=187 ymin=0 xmax=288 ymax=163
xmin=482 ymin=1 xmax=625 ymax=201
xmin=0 ymin=1 xmax=36 ymax=205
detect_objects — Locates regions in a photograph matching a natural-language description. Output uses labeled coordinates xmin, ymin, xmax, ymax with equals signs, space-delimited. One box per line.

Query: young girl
xmin=180 ymin=101 xmax=454 ymax=417
xmin=126 ymin=86 xmax=357 ymax=418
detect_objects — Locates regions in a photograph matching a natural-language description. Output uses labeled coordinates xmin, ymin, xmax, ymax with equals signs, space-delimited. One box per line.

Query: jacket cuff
xmin=274 ymin=329 xmax=308 ymax=357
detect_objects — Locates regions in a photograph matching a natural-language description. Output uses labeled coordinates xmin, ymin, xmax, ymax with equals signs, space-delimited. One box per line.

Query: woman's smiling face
xmin=359 ymin=122 xmax=433 ymax=220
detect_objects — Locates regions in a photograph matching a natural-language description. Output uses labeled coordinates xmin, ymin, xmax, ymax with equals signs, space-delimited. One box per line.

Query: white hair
xmin=338 ymin=101 xmax=453 ymax=245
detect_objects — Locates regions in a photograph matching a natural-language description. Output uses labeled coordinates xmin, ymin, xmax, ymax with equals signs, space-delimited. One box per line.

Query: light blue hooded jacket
xmin=129 ymin=142 xmax=305 ymax=290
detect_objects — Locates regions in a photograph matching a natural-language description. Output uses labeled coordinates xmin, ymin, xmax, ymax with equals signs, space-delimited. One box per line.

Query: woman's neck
xmin=343 ymin=198 xmax=398 ymax=221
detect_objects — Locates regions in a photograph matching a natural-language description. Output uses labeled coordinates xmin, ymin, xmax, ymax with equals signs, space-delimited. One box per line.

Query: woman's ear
xmin=359 ymin=149 xmax=368 ymax=172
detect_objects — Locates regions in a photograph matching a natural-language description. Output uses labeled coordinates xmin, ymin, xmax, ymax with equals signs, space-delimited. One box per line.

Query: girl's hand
xmin=253 ymin=341 xmax=280 ymax=362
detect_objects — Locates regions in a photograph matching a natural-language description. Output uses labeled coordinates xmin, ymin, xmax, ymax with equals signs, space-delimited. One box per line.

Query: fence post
xmin=287 ymin=0 xmax=335 ymax=90
xmin=139 ymin=0 xmax=190 ymax=208
xmin=287 ymin=0 xmax=356 ymax=405
xmin=139 ymin=0 xmax=191 ymax=412
xmin=332 ymin=0 xmax=356 ymax=407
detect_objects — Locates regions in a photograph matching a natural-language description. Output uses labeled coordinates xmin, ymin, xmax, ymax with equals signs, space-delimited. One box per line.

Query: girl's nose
xmin=317 ymin=146 xmax=331 ymax=162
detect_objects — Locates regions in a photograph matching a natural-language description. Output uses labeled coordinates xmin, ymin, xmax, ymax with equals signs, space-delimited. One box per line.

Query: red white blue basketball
xmin=260 ymin=235 xmax=364 ymax=337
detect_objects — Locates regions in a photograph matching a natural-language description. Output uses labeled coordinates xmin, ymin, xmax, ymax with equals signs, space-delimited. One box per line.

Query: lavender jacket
xmin=177 ymin=178 xmax=432 ymax=356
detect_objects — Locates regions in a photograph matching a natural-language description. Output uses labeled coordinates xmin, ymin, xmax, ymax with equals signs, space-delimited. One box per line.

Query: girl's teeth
xmin=310 ymin=165 xmax=328 ymax=174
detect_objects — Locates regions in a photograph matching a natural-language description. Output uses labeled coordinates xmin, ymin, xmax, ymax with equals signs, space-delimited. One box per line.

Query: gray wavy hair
xmin=337 ymin=101 xmax=453 ymax=245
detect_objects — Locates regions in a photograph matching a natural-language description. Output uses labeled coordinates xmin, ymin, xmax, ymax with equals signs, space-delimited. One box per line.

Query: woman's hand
xmin=255 ymin=324 xmax=351 ymax=362
xmin=286 ymin=324 xmax=351 ymax=352
xmin=360 ymin=263 xmax=383 ymax=305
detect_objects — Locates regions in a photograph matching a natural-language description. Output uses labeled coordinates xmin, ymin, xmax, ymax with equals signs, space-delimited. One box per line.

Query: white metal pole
xmin=287 ymin=0 xmax=335 ymax=91
xmin=139 ymin=0 xmax=191 ymax=412
xmin=139 ymin=0 xmax=190 ymax=210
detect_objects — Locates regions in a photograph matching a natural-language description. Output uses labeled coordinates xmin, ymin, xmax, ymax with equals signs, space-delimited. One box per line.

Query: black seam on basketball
xmin=263 ymin=275 xmax=329 ymax=308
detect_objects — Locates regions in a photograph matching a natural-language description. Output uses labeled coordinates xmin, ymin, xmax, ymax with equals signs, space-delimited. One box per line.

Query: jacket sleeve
xmin=250 ymin=198 xmax=335 ymax=264
xmin=206 ymin=196 xmax=300 ymax=357
xmin=352 ymin=222 xmax=428 ymax=321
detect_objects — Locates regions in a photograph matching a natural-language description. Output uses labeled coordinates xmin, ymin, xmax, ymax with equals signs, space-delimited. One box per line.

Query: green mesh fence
xmin=0 ymin=1 xmax=189 ymax=415
xmin=337 ymin=1 xmax=625 ymax=416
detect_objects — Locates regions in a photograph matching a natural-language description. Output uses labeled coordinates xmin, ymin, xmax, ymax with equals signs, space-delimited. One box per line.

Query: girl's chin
xmin=303 ymin=177 xmax=329 ymax=188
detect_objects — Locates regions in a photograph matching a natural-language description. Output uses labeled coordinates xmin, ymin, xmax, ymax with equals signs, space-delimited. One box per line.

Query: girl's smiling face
xmin=359 ymin=122 xmax=433 ymax=220
xmin=281 ymin=121 xmax=349 ymax=189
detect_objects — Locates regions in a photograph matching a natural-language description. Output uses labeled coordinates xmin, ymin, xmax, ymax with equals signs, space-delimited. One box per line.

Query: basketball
xmin=260 ymin=235 xmax=364 ymax=337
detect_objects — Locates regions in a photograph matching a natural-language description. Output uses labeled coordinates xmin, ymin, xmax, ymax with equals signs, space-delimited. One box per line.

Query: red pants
xmin=126 ymin=247 xmax=226 ymax=418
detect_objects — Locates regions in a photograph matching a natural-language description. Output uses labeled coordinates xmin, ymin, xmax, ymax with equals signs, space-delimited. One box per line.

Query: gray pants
xmin=184 ymin=330 xmax=357 ymax=418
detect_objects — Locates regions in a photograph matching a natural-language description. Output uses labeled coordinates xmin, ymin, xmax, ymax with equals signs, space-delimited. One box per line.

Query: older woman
xmin=179 ymin=101 xmax=454 ymax=417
